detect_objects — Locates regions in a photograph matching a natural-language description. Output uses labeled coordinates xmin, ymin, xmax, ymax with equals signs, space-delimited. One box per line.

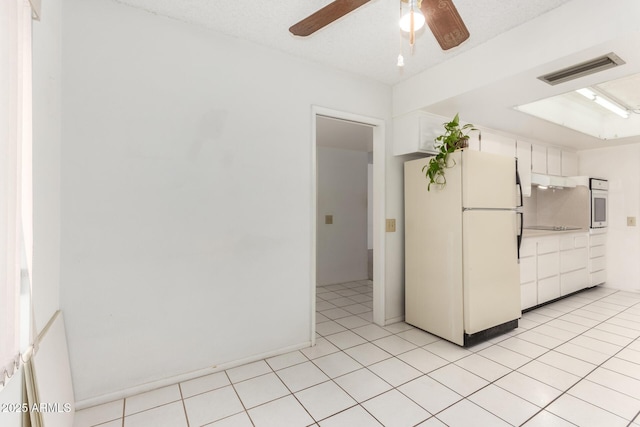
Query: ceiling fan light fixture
xmin=399 ymin=1 xmax=425 ymax=32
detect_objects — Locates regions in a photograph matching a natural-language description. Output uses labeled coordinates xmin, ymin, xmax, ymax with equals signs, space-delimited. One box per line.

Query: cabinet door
xmin=531 ymin=144 xmax=547 ymax=174
xmin=520 ymin=256 xmax=536 ymax=284
xmin=521 ymin=282 xmax=537 ymax=310
xmin=591 ymin=256 xmax=606 ymax=272
xmin=538 ymin=252 xmax=559 ymax=279
xmin=393 ymin=112 xmax=443 ymax=155
xmin=547 ymin=147 xmax=561 ymax=176
xmin=591 ymin=269 xmax=606 ymax=286
xmin=481 ymin=132 xmax=516 ymax=158
xmin=560 ymin=248 xmax=588 ymax=273
xmin=561 ymin=268 xmax=589 ymax=295
xmin=538 ymin=276 xmax=560 ymax=303
xmin=516 ymin=140 xmax=532 ymax=197
xmin=561 ymin=151 xmax=578 ymax=176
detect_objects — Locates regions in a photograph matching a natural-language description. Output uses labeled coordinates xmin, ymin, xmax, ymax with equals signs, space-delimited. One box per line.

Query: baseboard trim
xmin=75 ymin=341 xmax=312 ymax=410
xmin=384 ymin=315 xmax=405 ymax=326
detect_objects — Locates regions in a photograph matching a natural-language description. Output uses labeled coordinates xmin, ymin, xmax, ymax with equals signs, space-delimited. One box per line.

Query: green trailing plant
xmin=422 ymin=113 xmax=476 ymax=190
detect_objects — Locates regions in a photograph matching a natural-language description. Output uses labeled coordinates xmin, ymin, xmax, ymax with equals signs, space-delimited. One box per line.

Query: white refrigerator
xmin=404 ymin=150 xmax=522 ymax=346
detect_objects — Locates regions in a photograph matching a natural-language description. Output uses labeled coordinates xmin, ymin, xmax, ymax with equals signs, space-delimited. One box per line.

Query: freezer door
xmin=462 ymin=150 xmax=516 ymax=209
xmin=463 ymin=210 xmax=521 ymax=334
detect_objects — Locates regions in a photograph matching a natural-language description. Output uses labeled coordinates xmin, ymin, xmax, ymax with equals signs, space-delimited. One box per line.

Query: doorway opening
xmin=311 ymin=107 xmax=386 ymax=343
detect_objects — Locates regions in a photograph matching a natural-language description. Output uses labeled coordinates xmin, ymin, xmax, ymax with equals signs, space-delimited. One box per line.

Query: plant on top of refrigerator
xmin=423 ymin=113 xmax=476 ymax=191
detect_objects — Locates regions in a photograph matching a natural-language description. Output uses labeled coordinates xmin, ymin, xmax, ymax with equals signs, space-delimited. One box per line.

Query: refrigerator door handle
xmin=517 ymin=212 xmax=523 ymax=262
xmin=515 ymin=159 xmax=523 ymax=208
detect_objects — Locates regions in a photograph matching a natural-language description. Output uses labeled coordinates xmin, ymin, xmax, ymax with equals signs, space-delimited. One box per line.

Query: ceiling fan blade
xmin=289 ymin=0 xmax=371 ymax=37
xmin=420 ymin=0 xmax=470 ymax=50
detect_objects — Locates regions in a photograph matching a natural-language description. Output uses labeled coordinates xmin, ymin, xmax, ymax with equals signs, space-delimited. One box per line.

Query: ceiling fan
xmin=289 ymin=0 xmax=470 ymax=51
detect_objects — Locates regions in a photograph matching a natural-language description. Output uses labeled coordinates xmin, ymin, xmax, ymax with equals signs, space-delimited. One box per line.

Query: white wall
xmin=61 ymin=0 xmax=392 ymax=402
xmin=32 ymin=0 xmax=62 ymax=334
xmin=579 ymin=145 xmax=640 ymax=293
xmin=316 ymin=147 xmax=368 ymax=285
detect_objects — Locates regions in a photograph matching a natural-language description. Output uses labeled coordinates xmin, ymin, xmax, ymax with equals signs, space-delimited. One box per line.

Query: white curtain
xmin=1 ymin=0 xmax=34 ymax=390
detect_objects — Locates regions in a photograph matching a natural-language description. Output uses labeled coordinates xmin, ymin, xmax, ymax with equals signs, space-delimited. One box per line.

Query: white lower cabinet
xmin=559 ymin=234 xmax=588 ymax=296
xmin=537 ymin=238 xmax=560 ymax=305
xmin=520 ymin=232 xmax=593 ymax=310
xmin=519 ymin=240 xmax=537 ymax=310
xmin=590 ymin=232 xmax=607 ymax=285
xmin=538 ymin=276 xmax=560 ymax=303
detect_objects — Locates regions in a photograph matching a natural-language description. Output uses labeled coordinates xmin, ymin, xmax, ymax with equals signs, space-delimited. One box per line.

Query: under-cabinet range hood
xmin=530 ymin=173 xmax=576 ymax=189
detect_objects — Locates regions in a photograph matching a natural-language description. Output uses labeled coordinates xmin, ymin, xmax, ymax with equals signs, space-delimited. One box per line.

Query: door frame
xmin=310 ymin=106 xmax=386 ymax=344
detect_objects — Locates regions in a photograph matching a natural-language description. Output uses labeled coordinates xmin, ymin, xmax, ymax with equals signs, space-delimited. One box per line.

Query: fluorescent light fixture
xmin=575 ymin=87 xmax=629 ymax=118
xmin=594 ymin=97 xmax=629 ymax=118
xmin=576 ymin=88 xmax=596 ymax=100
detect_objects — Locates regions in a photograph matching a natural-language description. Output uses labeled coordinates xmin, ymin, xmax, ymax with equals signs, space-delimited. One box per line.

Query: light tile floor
xmin=74 ymin=281 xmax=640 ymax=427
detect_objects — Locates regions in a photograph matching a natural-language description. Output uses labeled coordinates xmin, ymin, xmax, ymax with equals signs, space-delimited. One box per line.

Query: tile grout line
xmin=400 ymin=288 xmax=639 ymax=426
xmin=176 ymin=383 xmax=191 ymax=427
xmin=515 ymin=291 xmax=640 ymax=425
xmin=80 ymin=283 xmax=638 ymax=427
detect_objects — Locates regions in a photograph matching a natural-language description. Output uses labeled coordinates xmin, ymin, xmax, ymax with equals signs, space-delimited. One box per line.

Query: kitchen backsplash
xmin=523 ymin=185 xmax=590 ymax=228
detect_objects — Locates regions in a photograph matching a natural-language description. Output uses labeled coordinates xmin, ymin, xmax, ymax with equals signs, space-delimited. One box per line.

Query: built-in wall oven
xmin=590 ymin=178 xmax=608 ymax=228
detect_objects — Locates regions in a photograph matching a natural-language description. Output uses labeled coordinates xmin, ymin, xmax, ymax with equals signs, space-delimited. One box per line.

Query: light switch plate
xmin=325 ymin=215 xmax=333 ymax=225
xmin=386 ymin=219 xmax=396 ymax=232
xmin=628 ymin=216 xmax=636 ymax=226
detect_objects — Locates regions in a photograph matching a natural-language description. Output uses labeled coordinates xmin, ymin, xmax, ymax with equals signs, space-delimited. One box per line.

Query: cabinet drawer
xmin=590 ymin=256 xmax=606 ymax=272
xmin=560 ymin=236 xmax=573 ymax=251
xmin=520 ymin=257 xmax=536 ymax=284
xmin=537 ymin=238 xmax=559 ymax=255
xmin=520 ymin=239 xmax=536 ymax=258
xmin=560 ymin=248 xmax=588 ymax=273
xmin=591 ymin=245 xmax=606 ymax=258
xmin=560 ymin=234 xmax=589 ymax=251
xmin=591 ymin=269 xmax=606 ymax=286
xmin=561 ymin=268 xmax=589 ymax=295
xmin=574 ymin=235 xmax=588 ymax=248
xmin=521 ymin=282 xmax=537 ymax=310
xmin=591 ymin=234 xmax=606 ymax=246
xmin=538 ymin=252 xmax=559 ymax=279
xmin=538 ymin=276 xmax=560 ymax=304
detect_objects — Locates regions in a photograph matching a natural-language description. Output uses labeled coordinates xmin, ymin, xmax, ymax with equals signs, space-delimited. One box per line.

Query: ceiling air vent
xmin=538 ymin=53 xmax=626 ymax=86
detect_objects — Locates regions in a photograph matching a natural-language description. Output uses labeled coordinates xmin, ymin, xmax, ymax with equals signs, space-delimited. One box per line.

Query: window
xmin=1 ymin=0 xmax=34 ymax=390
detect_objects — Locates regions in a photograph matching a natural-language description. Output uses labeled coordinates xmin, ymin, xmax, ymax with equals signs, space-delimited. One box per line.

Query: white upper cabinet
xmin=479 ymin=131 xmax=516 ymax=158
xmin=561 ymin=151 xmax=578 ymax=176
xmin=393 ymin=111 xmax=466 ymax=156
xmin=516 ymin=140 xmax=532 ymax=197
xmin=547 ymin=147 xmax=561 ymax=176
xmin=531 ymin=144 xmax=547 ymax=174
xmin=530 ymin=144 xmax=575 ymax=177
xmin=393 ymin=112 xmax=579 ymax=179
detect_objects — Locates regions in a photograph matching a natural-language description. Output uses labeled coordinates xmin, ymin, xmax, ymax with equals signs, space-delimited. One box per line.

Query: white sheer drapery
xmin=1 ymin=0 xmax=34 ymax=390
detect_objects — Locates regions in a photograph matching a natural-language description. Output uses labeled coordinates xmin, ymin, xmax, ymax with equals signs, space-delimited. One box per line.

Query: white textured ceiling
xmin=111 ymin=0 xmax=640 ymax=150
xmin=113 ymin=0 xmax=573 ymax=85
